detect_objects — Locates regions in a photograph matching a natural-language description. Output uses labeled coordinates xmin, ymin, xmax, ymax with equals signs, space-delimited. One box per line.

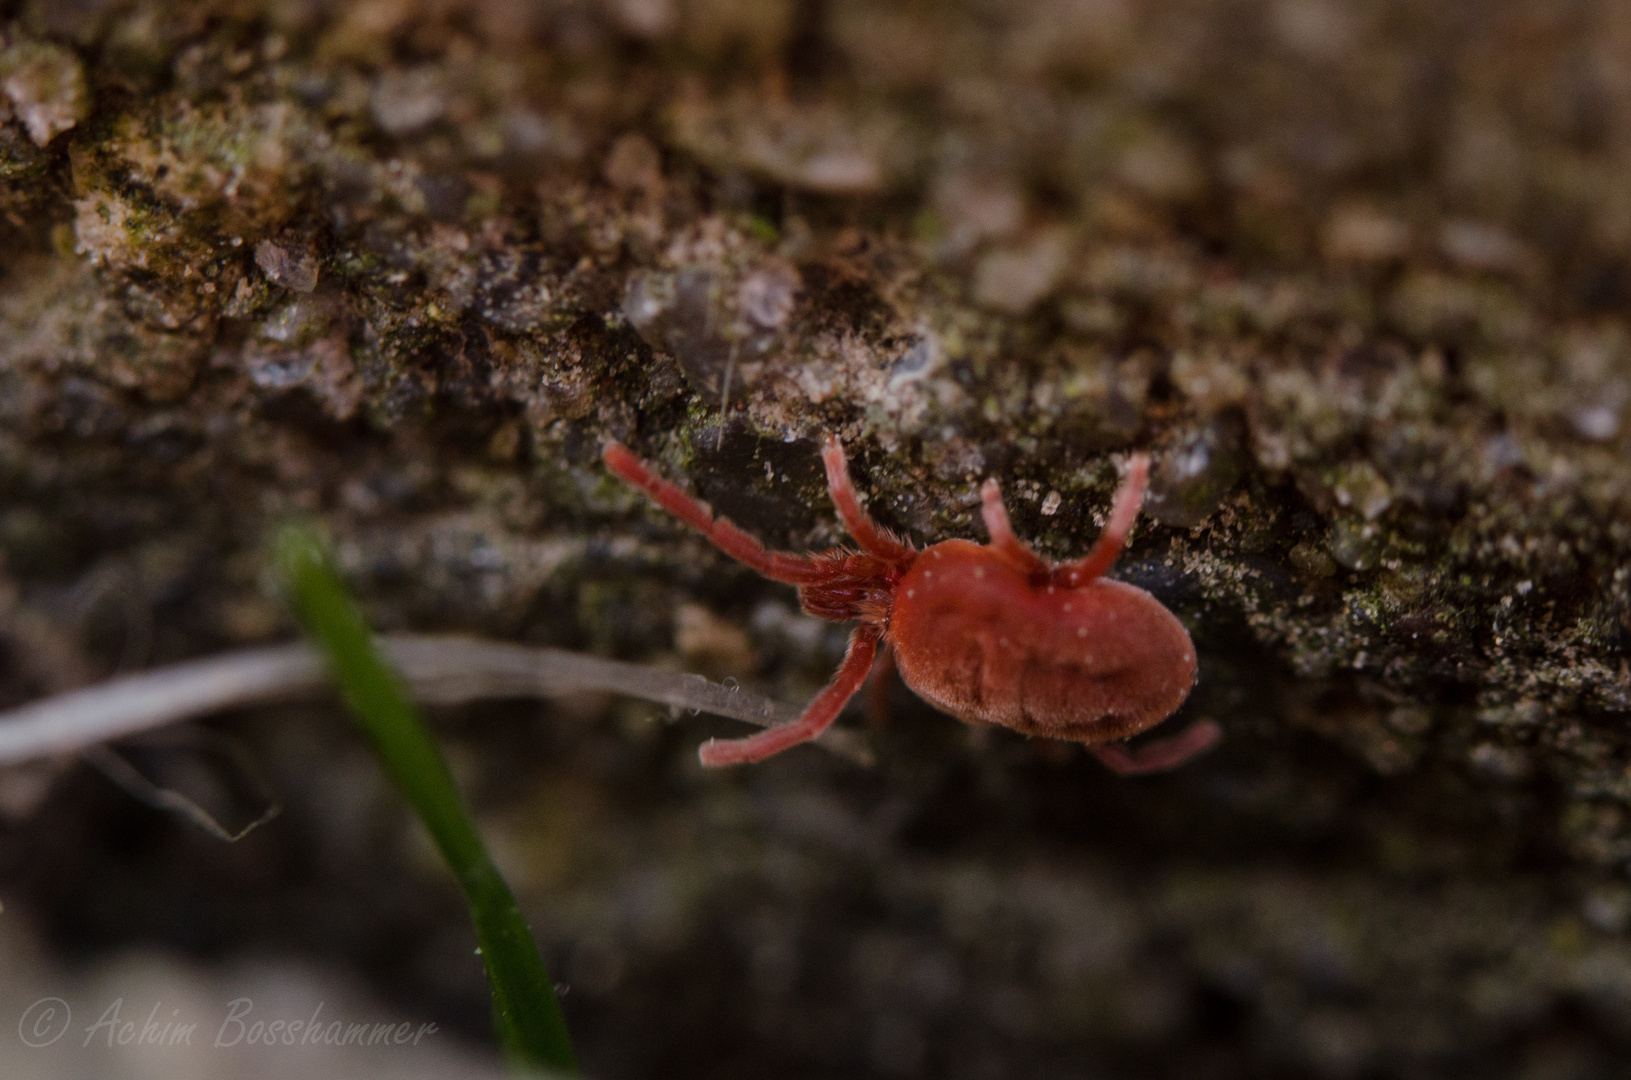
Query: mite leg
xmin=1089 ymin=718 xmax=1222 ymax=776
xmin=820 ymin=437 xmax=916 ymax=565
xmin=866 ymin=639 xmax=896 ymax=728
xmin=699 ymin=625 xmax=881 ymax=767
xmin=980 ymin=479 xmax=1050 ymax=576
xmin=1054 ymin=453 xmax=1150 ymax=588
xmin=604 ymin=442 xmax=836 ymax=586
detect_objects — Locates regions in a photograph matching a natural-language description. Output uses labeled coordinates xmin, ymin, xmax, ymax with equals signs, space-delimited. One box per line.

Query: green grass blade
xmin=275 ymin=524 xmax=577 ymax=1075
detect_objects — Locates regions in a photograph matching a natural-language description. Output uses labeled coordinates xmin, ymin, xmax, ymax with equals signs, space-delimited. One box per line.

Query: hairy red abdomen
xmin=889 ymin=540 xmax=1197 ymax=744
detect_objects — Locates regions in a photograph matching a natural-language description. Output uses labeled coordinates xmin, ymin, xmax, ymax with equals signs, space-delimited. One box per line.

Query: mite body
xmin=890 ymin=541 xmax=1196 ymax=744
xmin=603 ymin=435 xmax=1217 ymax=771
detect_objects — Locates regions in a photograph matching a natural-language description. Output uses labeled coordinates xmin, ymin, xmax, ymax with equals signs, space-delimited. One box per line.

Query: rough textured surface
xmin=1 ymin=0 xmax=1630 ymax=1075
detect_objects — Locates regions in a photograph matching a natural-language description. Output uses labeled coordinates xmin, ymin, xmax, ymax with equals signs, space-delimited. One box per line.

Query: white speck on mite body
xmin=1077 ymin=627 xmax=1088 ymax=638
xmin=974 ymin=567 xmax=985 ymax=579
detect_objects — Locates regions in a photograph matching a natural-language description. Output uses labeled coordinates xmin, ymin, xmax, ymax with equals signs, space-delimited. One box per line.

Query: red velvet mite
xmin=602 ymin=436 xmax=1220 ymax=771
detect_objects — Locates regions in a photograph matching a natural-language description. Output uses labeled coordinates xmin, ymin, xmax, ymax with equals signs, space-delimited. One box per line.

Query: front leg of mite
xmin=698 ymin=625 xmax=882 ymax=766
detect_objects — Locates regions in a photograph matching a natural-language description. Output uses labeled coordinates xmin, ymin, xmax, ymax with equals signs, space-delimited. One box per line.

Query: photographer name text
xmin=18 ymin=996 xmax=439 ymax=1050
